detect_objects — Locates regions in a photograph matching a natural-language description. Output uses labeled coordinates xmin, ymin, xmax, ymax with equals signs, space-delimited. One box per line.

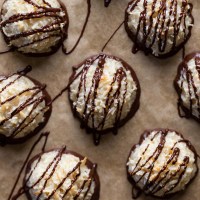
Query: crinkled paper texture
xmin=0 ymin=0 xmax=200 ymax=200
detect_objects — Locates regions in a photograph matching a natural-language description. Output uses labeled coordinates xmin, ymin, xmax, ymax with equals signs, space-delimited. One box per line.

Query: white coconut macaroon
xmin=0 ymin=0 xmax=68 ymax=55
xmin=175 ymin=52 xmax=200 ymax=123
xmin=125 ymin=0 xmax=194 ymax=58
xmin=0 ymin=66 xmax=51 ymax=145
xmin=24 ymin=147 xmax=100 ymax=200
xmin=127 ymin=129 xmax=198 ymax=198
xmin=68 ymin=53 xmax=140 ymax=145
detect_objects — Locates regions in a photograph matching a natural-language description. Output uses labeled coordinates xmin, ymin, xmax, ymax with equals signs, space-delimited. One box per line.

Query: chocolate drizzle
xmin=0 ymin=66 xmax=52 ymax=145
xmin=0 ymin=48 xmax=15 ymax=55
xmin=7 ymin=130 xmax=100 ymax=200
xmin=0 ymin=0 xmax=68 ymax=56
xmin=174 ymin=52 xmax=200 ymax=122
xmin=125 ymin=0 xmax=194 ymax=58
xmin=0 ymin=0 xmax=91 ymax=56
xmin=7 ymin=132 xmax=50 ymax=200
xmin=62 ymin=0 xmax=91 ymax=55
xmin=68 ymin=53 xmax=140 ymax=145
xmin=127 ymin=129 xmax=199 ymax=199
xmin=101 ymin=21 xmax=124 ymax=52
xmin=9 ymin=148 xmax=99 ymax=200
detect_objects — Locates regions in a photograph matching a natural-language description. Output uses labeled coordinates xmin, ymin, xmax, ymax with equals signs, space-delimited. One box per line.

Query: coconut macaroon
xmin=175 ymin=52 xmax=200 ymax=123
xmin=0 ymin=0 xmax=68 ymax=56
xmin=24 ymin=147 xmax=100 ymax=200
xmin=0 ymin=66 xmax=51 ymax=145
xmin=127 ymin=129 xmax=198 ymax=198
xmin=125 ymin=0 xmax=194 ymax=58
xmin=68 ymin=53 xmax=140 ymax=145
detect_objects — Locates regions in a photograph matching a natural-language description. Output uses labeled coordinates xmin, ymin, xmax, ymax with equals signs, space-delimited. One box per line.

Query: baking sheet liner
xmin=0 ymin=0 xmax=200 ymax=199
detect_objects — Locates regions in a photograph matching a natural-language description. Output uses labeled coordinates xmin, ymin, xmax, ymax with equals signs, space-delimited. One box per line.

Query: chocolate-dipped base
xmin=0 ymin=66 xmax=52 ymax=146
xmin=24 ymin=148 xmax=100 ymax=200
xmin=127 ymin=129 xmax=199 ymax=199
xmin=0 ymin=0 xmax=68 ymax=57
xmin=174 ymin=52 xmax=200 ymax=123
xmin=68 ymin=53 xmax=140 ymax=145
xmin=124 ymin=0 xmax=194 ymax=58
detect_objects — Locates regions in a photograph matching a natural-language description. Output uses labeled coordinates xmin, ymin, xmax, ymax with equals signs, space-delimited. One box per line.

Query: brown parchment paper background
xmin=0 ymin=0 xmax=200 ymax=199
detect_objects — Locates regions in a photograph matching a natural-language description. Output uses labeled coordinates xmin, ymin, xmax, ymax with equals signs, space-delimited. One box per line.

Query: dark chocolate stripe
xmin=0 ymin=66 xmax=49 ymax=139
xmin=8 ymin=132 xmax=50 ymax=200
xmin=178 ymin=55 xmax=200 ymax=118
xmin=18 ymin=33 xmax=61 ymax=49
xmin=0 ymin=88 xmax=45 ymax=125
xmin=0 ymin=67 xmax=32 ymax=87
xmin=83 ymin=164 xmax=97 ymax=199
xmin=127 ymin=0 xmax=193 ymax=55
xmin=0 ymin=86 xmax=39 ymax=105
xmin=48 ymin=162 xmax=81 ymax=199
xmin=70 ymin=54 xmax=129 ymax=145
xmin=23 ymin=0 xmax=59 ymax=11
xmin=62 ymin=166 xmax=81 ymax=199
xmin=35 ymin=147 xmax=66 ymax=200
xmin=7 ymin=20 xmax=63 ymax=42
xmin=10 ymin=96 xmax=46 ymax=138
xmin=129 ymin=130 xmax=194 ymax=197
xmin=29 ymin=147 xmax=66 ymax=191
xmin=0 ymin=0 xmax=92 ymax=56
xmin=163 ymin=157 xmax=189 ymax=195
xmin=1 ymin=0 xmax=66 ymax=51
xmin=97 ymin=67 xmax=127 ymax=130
xmin=146 ymin=147 xmax=180 ymax=192
xmin=1 ymin=11 xmax=63 ymax=27
xmin=22 ymin=147 xmax=96 ymax=200
xmin=62 ymin=0 xmax=91 ymax=55
xmin=12 ymin=106 xmax=48 ymax=138
xmin=74 ymin=164 xmax=97 ymax=200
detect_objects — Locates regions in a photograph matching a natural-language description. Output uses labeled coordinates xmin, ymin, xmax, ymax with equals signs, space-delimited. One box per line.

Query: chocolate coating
xmin=174 ymin=52 xmax=200 ymax=123
xmin=24 ymin=147 xmax=100 ymax=200
xmin=127 ymin=128 xmax=199 ymax=199
xmin=0 ymin=66 xmax=52 ymax=146
xmin=68 ymin=53 xmax=140 ymax=145
xmin=125 ymin=0 xmax=194 ymax=58
xmin=0 ymin=0 xmax=68 ymax=56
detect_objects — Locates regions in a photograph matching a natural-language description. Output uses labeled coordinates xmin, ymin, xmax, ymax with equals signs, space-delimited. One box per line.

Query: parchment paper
xmin=0 ymin=0 xmax=200 ymax=200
